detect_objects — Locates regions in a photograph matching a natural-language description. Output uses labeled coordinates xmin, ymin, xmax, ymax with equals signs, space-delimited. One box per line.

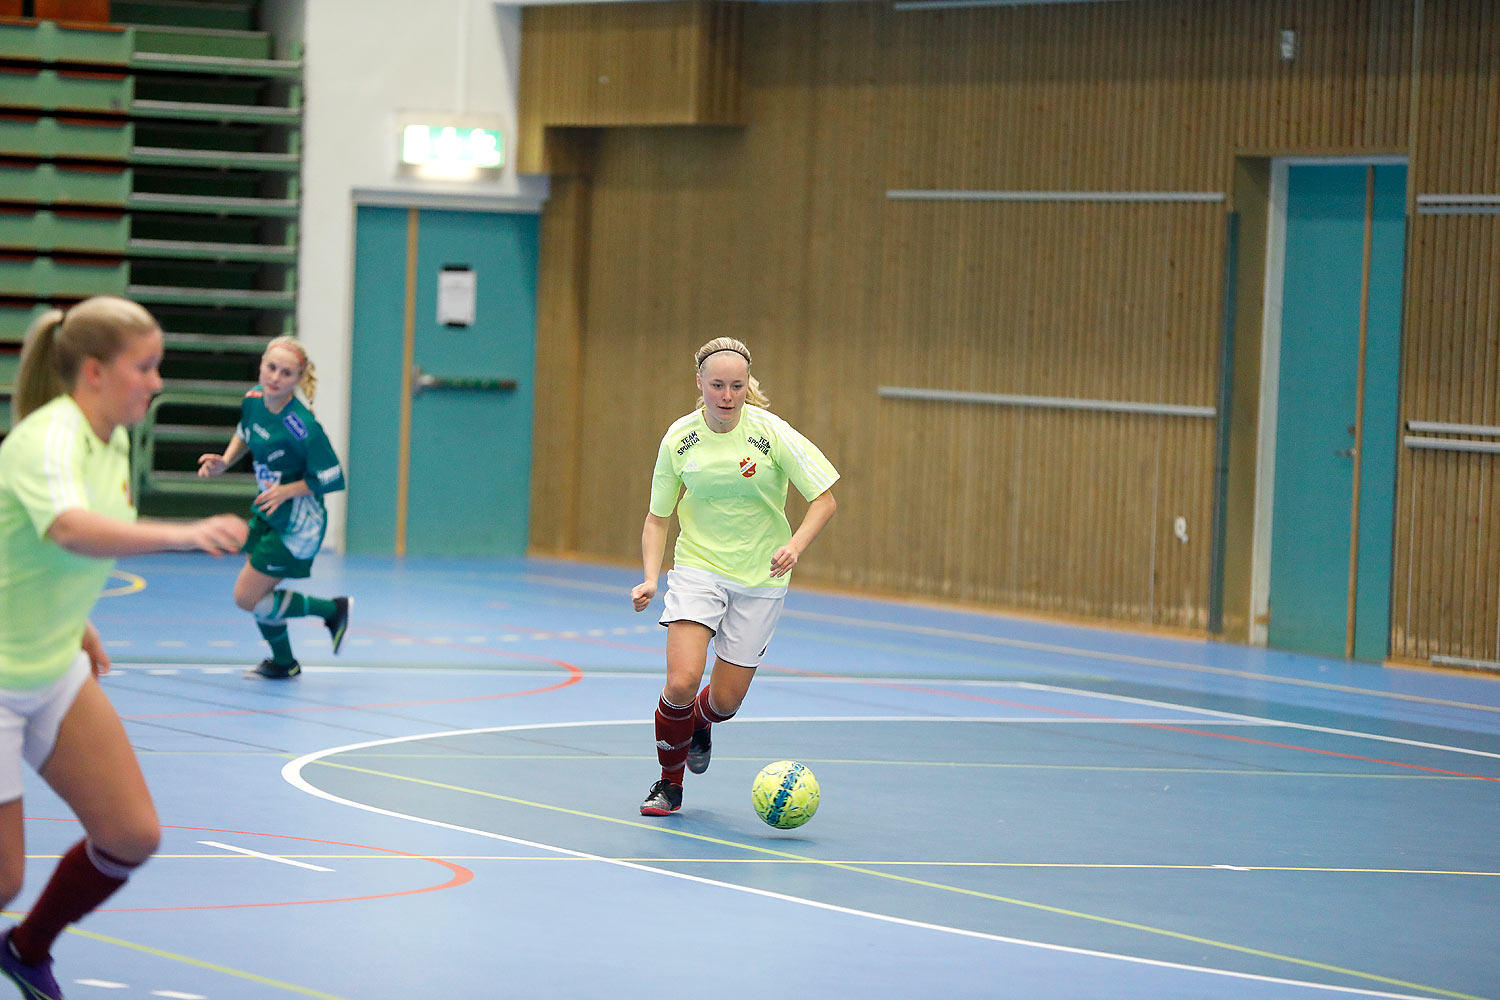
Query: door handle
xmin=410 ymin=364 xmax=518 ymax=398
xmin=1335 ymin=447 xmax=1357 ymax=458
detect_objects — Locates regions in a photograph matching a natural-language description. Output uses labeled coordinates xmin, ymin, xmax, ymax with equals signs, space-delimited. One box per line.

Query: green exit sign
xmin=401 ymin=125 xmax=504 ymax=169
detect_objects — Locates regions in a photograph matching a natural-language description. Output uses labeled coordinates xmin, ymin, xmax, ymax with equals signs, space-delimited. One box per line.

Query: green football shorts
xmin=243 ymin=516 xmax=315 ymax=579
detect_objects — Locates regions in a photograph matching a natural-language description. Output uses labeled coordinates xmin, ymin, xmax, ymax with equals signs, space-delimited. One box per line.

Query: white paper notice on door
xmin=438 ymin=265 xmax=476 ymax=327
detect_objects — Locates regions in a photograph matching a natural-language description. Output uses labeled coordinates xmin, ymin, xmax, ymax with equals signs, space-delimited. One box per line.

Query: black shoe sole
xmin=245 ymin=663 xmax=301 ymax=679
xmin=327 ymin=597 xmax=352 ymax=655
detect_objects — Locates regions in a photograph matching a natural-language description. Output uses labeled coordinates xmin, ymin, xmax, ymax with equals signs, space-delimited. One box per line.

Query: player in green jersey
xmin=197 ymin=337 xmax=350 ymax=679
xmin=631 ymin=337 xmax=838 ymax=816
xmin=0 ymin=297 xmax=247 ymax=1000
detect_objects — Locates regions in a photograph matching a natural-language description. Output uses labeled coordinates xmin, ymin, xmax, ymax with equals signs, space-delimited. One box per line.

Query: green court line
xmin=0 ymin=916 xmax=355 ymax=1000
xmin=314 ymin=760 xmax=1493 ymax=1000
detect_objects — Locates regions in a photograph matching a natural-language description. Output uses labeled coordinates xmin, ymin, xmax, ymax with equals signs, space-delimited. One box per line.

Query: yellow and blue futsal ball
xmin=751 ymin=760 xmax=820 ymax=829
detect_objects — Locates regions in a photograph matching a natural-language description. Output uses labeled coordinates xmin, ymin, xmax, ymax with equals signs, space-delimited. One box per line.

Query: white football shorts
xmin=660 ymin=566 xmax=787 ymax=668
xmin=0 ymin=651 xmax=92 ymax=802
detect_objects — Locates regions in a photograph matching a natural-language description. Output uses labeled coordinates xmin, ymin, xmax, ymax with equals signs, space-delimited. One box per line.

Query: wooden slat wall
xmin=528 ymin=175 xmax=591 ymax=555
xmin=519 ymin=2 xmax=741 ymax=128
xmin=1390 ymin=0 xmax=1500 ymax=662
xmin=525 ymin=0 xmax=1499 ymax=651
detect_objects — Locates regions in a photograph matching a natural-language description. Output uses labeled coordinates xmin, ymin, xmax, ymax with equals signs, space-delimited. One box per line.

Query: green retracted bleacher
xmin=0 ymin=1 xmax=299 ymax=515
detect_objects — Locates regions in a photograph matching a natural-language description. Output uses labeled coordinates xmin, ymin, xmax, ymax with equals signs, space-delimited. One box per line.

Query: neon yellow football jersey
xmin=0 ymin=396 xmax=134 ymax=688
xmin=649 ymin=406 xmax=838 ymax=589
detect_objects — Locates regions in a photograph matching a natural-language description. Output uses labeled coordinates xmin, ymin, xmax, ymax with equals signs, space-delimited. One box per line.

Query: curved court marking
xmin=284 ymin=719 xmax=1480 ymax=1000
xmin=100 ymin=570 xmax=146 ymax=598
xmin=26 ymin=818 xmax=473 ymax=913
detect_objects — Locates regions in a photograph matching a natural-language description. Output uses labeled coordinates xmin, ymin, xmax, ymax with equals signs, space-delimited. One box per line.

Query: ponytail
xmin=13 ymin=297 xmax=159 ymax=424
xmin=13 ymin=309 xmax=68 ymax=423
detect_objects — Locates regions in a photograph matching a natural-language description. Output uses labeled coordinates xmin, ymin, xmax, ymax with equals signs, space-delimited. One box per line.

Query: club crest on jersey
xmin=739 ymin=458 xmax=757 ymax=478
xmin=282 ymin=412 xmax=309 ymax=440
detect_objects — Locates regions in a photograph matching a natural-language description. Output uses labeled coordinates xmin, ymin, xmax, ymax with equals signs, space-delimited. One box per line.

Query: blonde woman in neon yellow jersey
xmin=631 ymin=338 xmax=838 ymax=816
xmin=0 ymin=297 xmax=246 ymax=1000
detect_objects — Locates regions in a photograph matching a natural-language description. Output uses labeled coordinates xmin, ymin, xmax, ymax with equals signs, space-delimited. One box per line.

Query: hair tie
xmin=268 ymin=337 xmax=309 ymax=366
xmin=702 ymin=347 xmax=750 ymax=367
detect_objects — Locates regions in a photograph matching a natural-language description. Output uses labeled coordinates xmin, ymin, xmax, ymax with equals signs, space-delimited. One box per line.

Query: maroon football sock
xmin=692 ymin=685 xmax=736 ymax=730
xmin=11 ymin=839 xmax=140 ymax=962
xmin=655 ymin=694 xmax=694 ymax=783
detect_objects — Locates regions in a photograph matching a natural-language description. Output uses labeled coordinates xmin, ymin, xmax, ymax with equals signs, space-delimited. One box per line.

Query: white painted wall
xmin=264 ymin=0 xmax=546 ymax=548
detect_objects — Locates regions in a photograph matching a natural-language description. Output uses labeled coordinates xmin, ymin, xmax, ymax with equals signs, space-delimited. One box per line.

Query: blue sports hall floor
xmin=6 ymin=552 xmax=1498 ymax=1000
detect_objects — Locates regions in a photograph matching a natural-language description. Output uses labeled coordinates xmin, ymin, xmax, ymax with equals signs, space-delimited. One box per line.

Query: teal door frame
xmin=347 ymin=199 xmax=539 ymax=557
xmin=1251 ymin=157 xmax=1407 ymax=661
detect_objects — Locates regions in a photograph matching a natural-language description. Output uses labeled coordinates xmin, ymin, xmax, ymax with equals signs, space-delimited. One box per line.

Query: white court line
xmin=1013 ymin=682 xmax=1500 ymax=763
xmin=198 ymin=840 xmax=333 ymax=872
xmin=282 ymin=719 xmax=1445 ymax=999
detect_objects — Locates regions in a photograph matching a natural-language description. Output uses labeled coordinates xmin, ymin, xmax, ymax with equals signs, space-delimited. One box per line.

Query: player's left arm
xmin=81 ymin=620 xmax=111 ymax=676
xmin=770 ymin=489 xmax=836 ymax=578
xmin=253 ymin=478 xmax=312 ymax=517
xmin=301 ymin=419 xmax=346 ymax=496
xmin=768 ymin=418 xmax=839 ymax=578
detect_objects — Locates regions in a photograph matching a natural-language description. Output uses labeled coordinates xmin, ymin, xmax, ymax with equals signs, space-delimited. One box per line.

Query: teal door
xmin=347 ymin=206 xmax=538 ymax=556
xmin=1267 ymin=164 xmax=1405 ymax=660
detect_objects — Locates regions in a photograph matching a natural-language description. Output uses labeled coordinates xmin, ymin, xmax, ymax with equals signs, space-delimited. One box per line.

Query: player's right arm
xmin=48 ymin=509 xmax=247 ymax=557
xmin=197 ymin=434 xmax=247 ymax=477
xmin=632 ymin=513 xmax=671 ymax=611
xmin=633 ymin=430 xmax=685 ymax=611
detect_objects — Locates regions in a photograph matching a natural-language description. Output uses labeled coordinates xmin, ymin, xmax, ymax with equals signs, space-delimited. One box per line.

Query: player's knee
xmin=233 ymin=586 xmax=262 ymax=613
xmin=0 ymin=860 xmax=23 ymax=908
xmin=95 ymin=818 xmax=160 ymax=866
xmin=662 ymin=682 xmax=697 ymax=707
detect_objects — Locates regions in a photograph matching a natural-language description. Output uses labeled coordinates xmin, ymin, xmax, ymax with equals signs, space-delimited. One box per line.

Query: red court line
xmin=853 ymin=679 xmax=1500 ymax=784
xmin=24 ymin=819 xmax=473 ymax=913
xmin=121 ymin=632 xmax=583 ymax=720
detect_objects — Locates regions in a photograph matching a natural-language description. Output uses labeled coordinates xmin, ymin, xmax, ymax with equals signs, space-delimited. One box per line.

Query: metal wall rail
xmin=1404 ymin=437 xmax=1500 ymax=454
xmin=1406 ymin=420 xmax=1500 ymax=437
xmin=1404 ymin=420 xmax=1500 ymax=454
xmin=1415 ymin=194 xmax=1500 ymax=216
xmin=887 ymin=189 xmax=1226 ymax=203
xmin=878 ymin=385 xmax=1215 ymax=418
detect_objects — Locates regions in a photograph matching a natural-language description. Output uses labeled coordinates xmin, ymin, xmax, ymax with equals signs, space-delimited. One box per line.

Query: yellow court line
xmin=0 ymin=915 xmax=354 ymax=1000
xmin=99 ymin=570 xmax=146 ymax=598
xmin=324 ymin=753 xmax=1478 ymax=779
xmin=314 ymin=760 xmax=1491 ymax=1000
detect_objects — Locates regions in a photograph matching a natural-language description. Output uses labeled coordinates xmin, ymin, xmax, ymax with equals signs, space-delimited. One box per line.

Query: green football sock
xmin=256 ymin=621 xmax=296 ymax=665
xmin=272 ymin=590 xmax=337 ymax=621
